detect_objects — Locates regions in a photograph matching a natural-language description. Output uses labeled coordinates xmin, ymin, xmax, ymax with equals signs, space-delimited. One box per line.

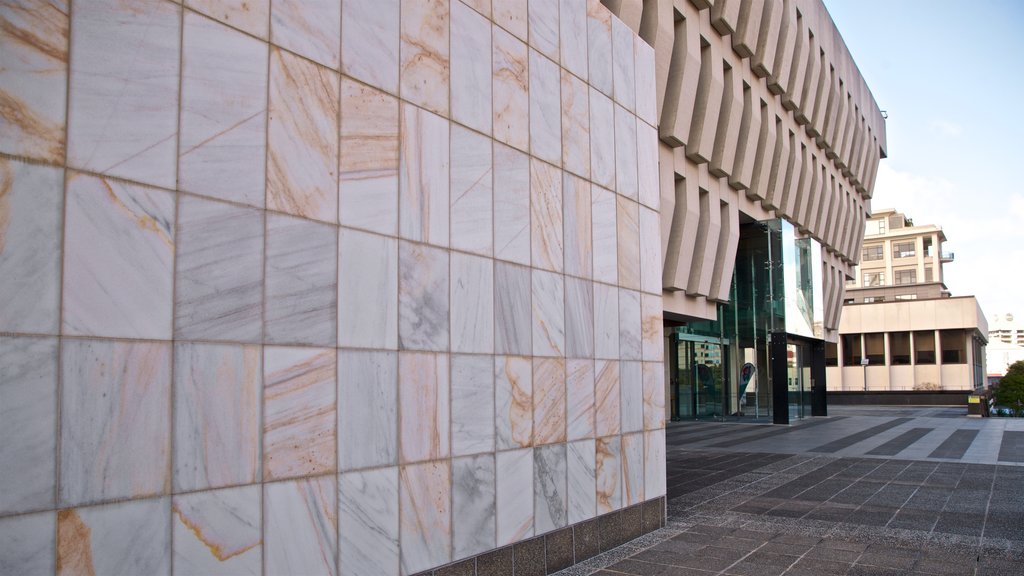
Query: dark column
xmin=811 ymin=340 xmax=828 ymax=416
xmin=770 ymin=332 xmax=789 ymax=425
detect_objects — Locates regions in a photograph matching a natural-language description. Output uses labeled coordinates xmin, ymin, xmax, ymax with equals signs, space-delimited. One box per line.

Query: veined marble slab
xmin=173 ymin=343 xmax=261 ymax=492
xmin=591 ymin=184 xmax=618 ymax=284
xmin=0 ymin=160 xmax=62 ymax=334
xmin=494 ymin=262 xmax=532 ymax=355
xmin=634 ymin=36 xmax=657 ymax=126
xmin=399 ymin=103 xmax=450 ymax=246
xmin=642 ymin=293 xmax=665 ymax=361
xmin=496 ymin=448 xmax=533 ymax=546
xmin=452 ymin=354 xmax=495 ymax=456
xmin=263 ymin=347 xmax=336 ymax=480
xmin=400 ymin=0 xmax=450 ymax=116
xmin=399 ymin=461 xmax=451 ymax=573
xmin=338 ymin=350 xmax=398 ymax=471
xmin=588 ymin=88 xmax=616 ymax=191
xmin=565 ymin=276 xmax=594 ymax=359
xmin=622 ymin=432 xmax=644 ymax=506
xmin=534 ymin=443 xmax=567 ymax=534
xmin=450 ymin=126 xmax=494 ymax=256
xmin=173 ymin=486 xmax=260 ymax=576
xmin=338 ymin=229 xmax=398 ymax=349
xmin=339 ymin=79 xmax=399 ymax=235
xmin=495 ymin=355 xmax=533 ymax=450
xmin=645 ymin=429 xmax=667 ymax=498
xmin=493 ymin=0 xmax=527 ymax=41
xmin=398 ymin=352 xmax=450 ymax=463
xmin=451 ymin=253 xmax=494 ymax=354
xmin=59 ymin=498 xmax=170 ymax=576
xmin=561 ymin=70 xmax=591 ymax=179
xmin=342 ymin=0 xmax=399 ymax=93
xmin=398 ymin=241 xmax=450 ymax=351
xmin=493 ymin=143 xmax=531 ymax=265
xmin=493 ymin=26 xmax=529 ymax=152
xmin=265 ymin=477 xmax=337 ymax=576
xmin=265 ymin=214 xmax=337 ymax=346
xmin=529 ymin=50 xmax=562 ymax=166
xmin=586 ymin=0 xmax=613 ymax=97
xmin=527 ymin=0 xmax=558 ymax=61
xmin=0 ymin=511 xmax=54 ymax=575
xmin=637 ymin=118 xmax=660 ymax=210
xmin=179 ymin=12 xmax=267 ymax=208
xmin=593 ymin=282 xmax=620 ymax=360
xmin=620 ymin=361 xmax=643 ymax=434
xmin=563 ymin=172 xmax=593 ymax=279
xmin=643 ymin=362 xmax=666 ymax=430
xmin=596 ymin=435 xmax=621 ymax=514
xmin=559 ymin=0 xmax=588 ymax=80
xmin=611 ymin=17 xmax=636 ymax=112
xmin=566 ymin=359 xmax=595 ymax=441
xmin=567 ymin=438 xmax=597 ymax=524
xmin=451 ymin=1 xmax=492 ymax=134
xmin=270 ymin=0 xmax=340 ymax=68
xmin=531 ymin=159 xmax=564 ymax=273
xmin=594 ymin=359 xmax=620 ymax=437
xmin=268 ymin=48 xmax=339 ymax=223
xmin=185 ymin=0 xmax=268 ymax=38
xmin=60 ymin=339 xmax=171 ymax=506
xmin=0 ymin=0 xmax=67 ymax=162
xmin=338 ymin=467 xmax=400 ymax=576
xmin=0 ymin=337 xmax=57 ymax=514
xmin=638 ymin=205 xmax=662 ymax=295
xmin=532 ymin=269 xmax=565 ymax=357
xmin=619 ymin=288 xmax=642 ymax=360
xmin=533 ymin=357 xmax=566 ymax=445
xmin=614 ymin=104 xmax=639 ymax=200
xmin=452 ymin=454 xmax=497 ymax=560
xmin=67 ymin=0 xmax=179 ymax=189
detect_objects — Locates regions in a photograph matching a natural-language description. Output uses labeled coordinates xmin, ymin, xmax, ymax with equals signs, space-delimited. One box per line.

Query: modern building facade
xmin=988 ymin=313 xmax=1024 ymax=379
xmin=828 ymin=210 xmax=987 ymax=393
xmin=0 ymin=0 xmax=883 ymax=574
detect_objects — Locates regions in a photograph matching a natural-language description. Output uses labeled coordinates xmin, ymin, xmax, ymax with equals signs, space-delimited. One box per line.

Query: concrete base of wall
xmin=412 ymin=496 xmax=667 ymax=576
xmin=827 ymin=391 xmax=970 ymax=406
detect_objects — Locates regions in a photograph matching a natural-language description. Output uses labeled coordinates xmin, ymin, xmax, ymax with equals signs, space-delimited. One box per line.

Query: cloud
xmin=928 ymin=119 xmax=963 ymax=138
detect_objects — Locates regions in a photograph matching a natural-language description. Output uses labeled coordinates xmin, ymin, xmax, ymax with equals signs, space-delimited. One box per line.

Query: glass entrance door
xmin=786 ymin=342 xmax=812 ymax=420
xmin=672 ymin=339 xmax=728 ymax=420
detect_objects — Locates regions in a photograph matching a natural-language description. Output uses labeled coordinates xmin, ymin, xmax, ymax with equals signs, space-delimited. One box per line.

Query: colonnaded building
xmin=0 ymin=0 xmax=884 ymax=574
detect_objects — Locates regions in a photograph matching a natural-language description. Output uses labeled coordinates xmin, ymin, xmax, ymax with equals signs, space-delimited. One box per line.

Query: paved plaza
xmin=557 ymin=406 xmax=1024 ymax=576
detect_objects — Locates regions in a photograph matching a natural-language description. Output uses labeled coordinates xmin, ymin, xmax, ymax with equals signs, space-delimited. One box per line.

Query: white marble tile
xmin=493 ymin=0 xmax=527 ymax=41
xmin=265 ymin=477 xmax=337 ymax=576
xmin=173 ymin=343 xmax=261 ymax=492
xmin=67 ymin=0 xmax=179 ymax=189
xmin=586 ymin=0 xmax=612 ymax=95
xmin=566 ymin=439 xmax=596 ymax=524
xmin=565 ymin=276 xmax=594 ymax=360
xmin=60 ymin=339 xmax=171 ymax=506
xmin=0 ymin=0 xmax=67 ymax=163
xmin=400 ymin=0 xmax=450 ymax=116
xmin=399 ymin=460 xmax=451 ymax=573
xmin=0 ymin=511 xmax=54 ymax=575
xmin=533 ymin=357 xmax=566 ymax=445
xmin=593 ymin=282 xmax=620 ymax=360
xmin=398 ymin=241 xmax=449 ymax=351
xmin=642 ymin=293 xmax=665 ymax=362
xmin=461 ymin=0 xmax=491 ymax=17
xmin=451 ymin=354 xmax=495 ymax=456
xmin=494 ymin=262 xmax=532 ymax=355
xmin=493 ymin=142 xmax=531 ymax=265
xmin=637 ymin=119 xmax=660 ymax=210
xmin=620 ymin=361 xmax=643 ymax=434
xmin=595 ymin=435 xmax=620 ymax=513
xmin=492 ymin=26 xmax=529 ymax=152
xmin=338 ymin=229 xmax=398 ymax=349
xmin=173 ymin=486 xmax=260 ymax=576
xmin=527 ymin=0 xmax=559 ymax=61
xmin=399 ymin=103 xmax=450 ymax=246
xmin=589 ymin=89 xmax=616 ymax=191
xmin=451 ymin=1 xmax=492 ymax=134
xmin=340 ymin=79 xmax=399 ymax=235
xmin=594 ymin=359 xmax=620 ymax=437
xmin=531 ymin=159 xmax=563 ymax=272
xmin=398 ymin=352 xmax=450 ymax=463
xmin=268 ymin=48 xmax=339 ymax=223
xmin=338 ymin=350 xmax=398 ymax=470
xmin=179 ymin=12 xmax=267 ymax=208
xmin=614 ymin=104 xmax=639 ymax=199
xmin=342 ymin=0 xmax=399 ymax=93
xmin=561 ymin=70 xmax=591 ymax=178
xmin=0 ymin=160 xmax=62 ymax=334
xmin=60 ymin=497 xmax=171 ymax=576
xmin=175 ymin=196 xmax=263 ymax=342
xmin=616 ymin=195 xmax=640 ymax=289
xmin=0 ymin=337 xmax=57 ymax=514
xmin=591 ymin=184 xmax=618 ymax=284
xmin=263 ymin=347 xmax=336 ymax=480
xmin=452 ymin=454 xmax=496 ymax=560
xmin=338 ymin=467 xmax=400 ymax=576
xmin=611 ymin=17 xmax=635 ymax=111
xmin=270 ymin=0 xmax=340 ymax=68
xmin=532 ymin=269 xmax=565 ymax=357
xmin=496 ymin=447 xmax=534 ymax=546
xmin=643 ymin=362 xmax=666 ymax=430
xmin=265 ymin=214 xmax=337 ymax=346
xmin=634 ymin=36 xmax=657 ymax=125
xmin=644 ymin=428 xmax=667 ymax=498
xmin=534 ymin=443 xmax=567 ymax=534
xmin=450 ymin=126 xmax=493 ymax=255
xmin=495 ymin=356 xmax=533 ymax=450
xmin=566 ymin=358 xmax=595 ymax=440
xmin=638 ymin=205 xmax=662 ymax=295
xmin=186 ymin=0 xmax=269 ymax=38
xmin=559 ymin=0 xmax=588 ymax=80
xmin=451 ymin=253 xmax=494 ymax=354
xmin=529 ymin=49 xmax=562 ymax=166
xmin=619 ymin=288 xmax=642 ymax=360
xmin=621 ymin=432 xmax=644 ymax=506
xmin=562 ymin=171 xmax=592 ymax=279
xmin=63 ymin=173 xmax=175 ymax=339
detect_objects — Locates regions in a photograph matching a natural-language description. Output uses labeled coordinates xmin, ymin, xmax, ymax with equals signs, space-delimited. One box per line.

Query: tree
xmin=1005 ymin=360 xmax=1024 ymax=380
xmin=994 ymin=361 xmax=1024 ymax=415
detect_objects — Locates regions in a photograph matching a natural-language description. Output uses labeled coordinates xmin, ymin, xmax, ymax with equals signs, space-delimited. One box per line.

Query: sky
xmin=821 ymin=0 xmax=1024 ymax=319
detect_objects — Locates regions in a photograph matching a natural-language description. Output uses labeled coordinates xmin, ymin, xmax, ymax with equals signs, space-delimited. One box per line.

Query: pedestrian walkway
xmin=556 ymin=406 xmax=1024 ymax=576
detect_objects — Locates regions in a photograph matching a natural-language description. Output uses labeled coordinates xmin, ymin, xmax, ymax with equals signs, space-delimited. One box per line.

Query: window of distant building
xmin=864 ymin=219 xmax=886 ymax=236
xmin=845 ymin=277 xmax=856 ymax=286
xmin=892 ymin=241 xmax=916 ymax=258
xmin=862 ymin=244 xmax=883 ymax=261
xmin=914 ymin=330 xmax=936 ymax=364
xmin=895 ymin=294 xmax=917 ymax=301
xmin=940 ymin=330 xmax=966 ymax=364
xmin=825 ymin=342 xmax=838 ymax=366
xmin=924 ymin=266 xmax=933 ymax=282
xmin=843 ymin=298 xmax=855 ymax=304
xmin=890 ymin=332 xmax=911 ymax=365
xmin=865 ymin=333 xmax=885 ymax=364
xmin=863 ymin=296 xmax=884 ymax=303
xmin=888 ymin=215 xmax=904 ymax=230
xmin=863 ymin=272 xmax=885 ymax=287
xmin=894 ymin=269 xmax=917 ymax=285
xmin=842 ymin=334 xmax=862 ymax=365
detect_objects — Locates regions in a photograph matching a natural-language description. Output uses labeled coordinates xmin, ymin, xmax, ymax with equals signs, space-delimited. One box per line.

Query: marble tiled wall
xmin=0 ymin=0 xmax=665 ymax=574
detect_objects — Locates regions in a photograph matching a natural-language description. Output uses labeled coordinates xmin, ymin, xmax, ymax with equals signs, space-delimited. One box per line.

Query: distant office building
xmin=989 ymin=313 xmax=1024 ymax=347
xmin=828 ymin=210 xmax=987 ymax=393
xmin=988 ymin=314 xmax=1024 ymax=378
